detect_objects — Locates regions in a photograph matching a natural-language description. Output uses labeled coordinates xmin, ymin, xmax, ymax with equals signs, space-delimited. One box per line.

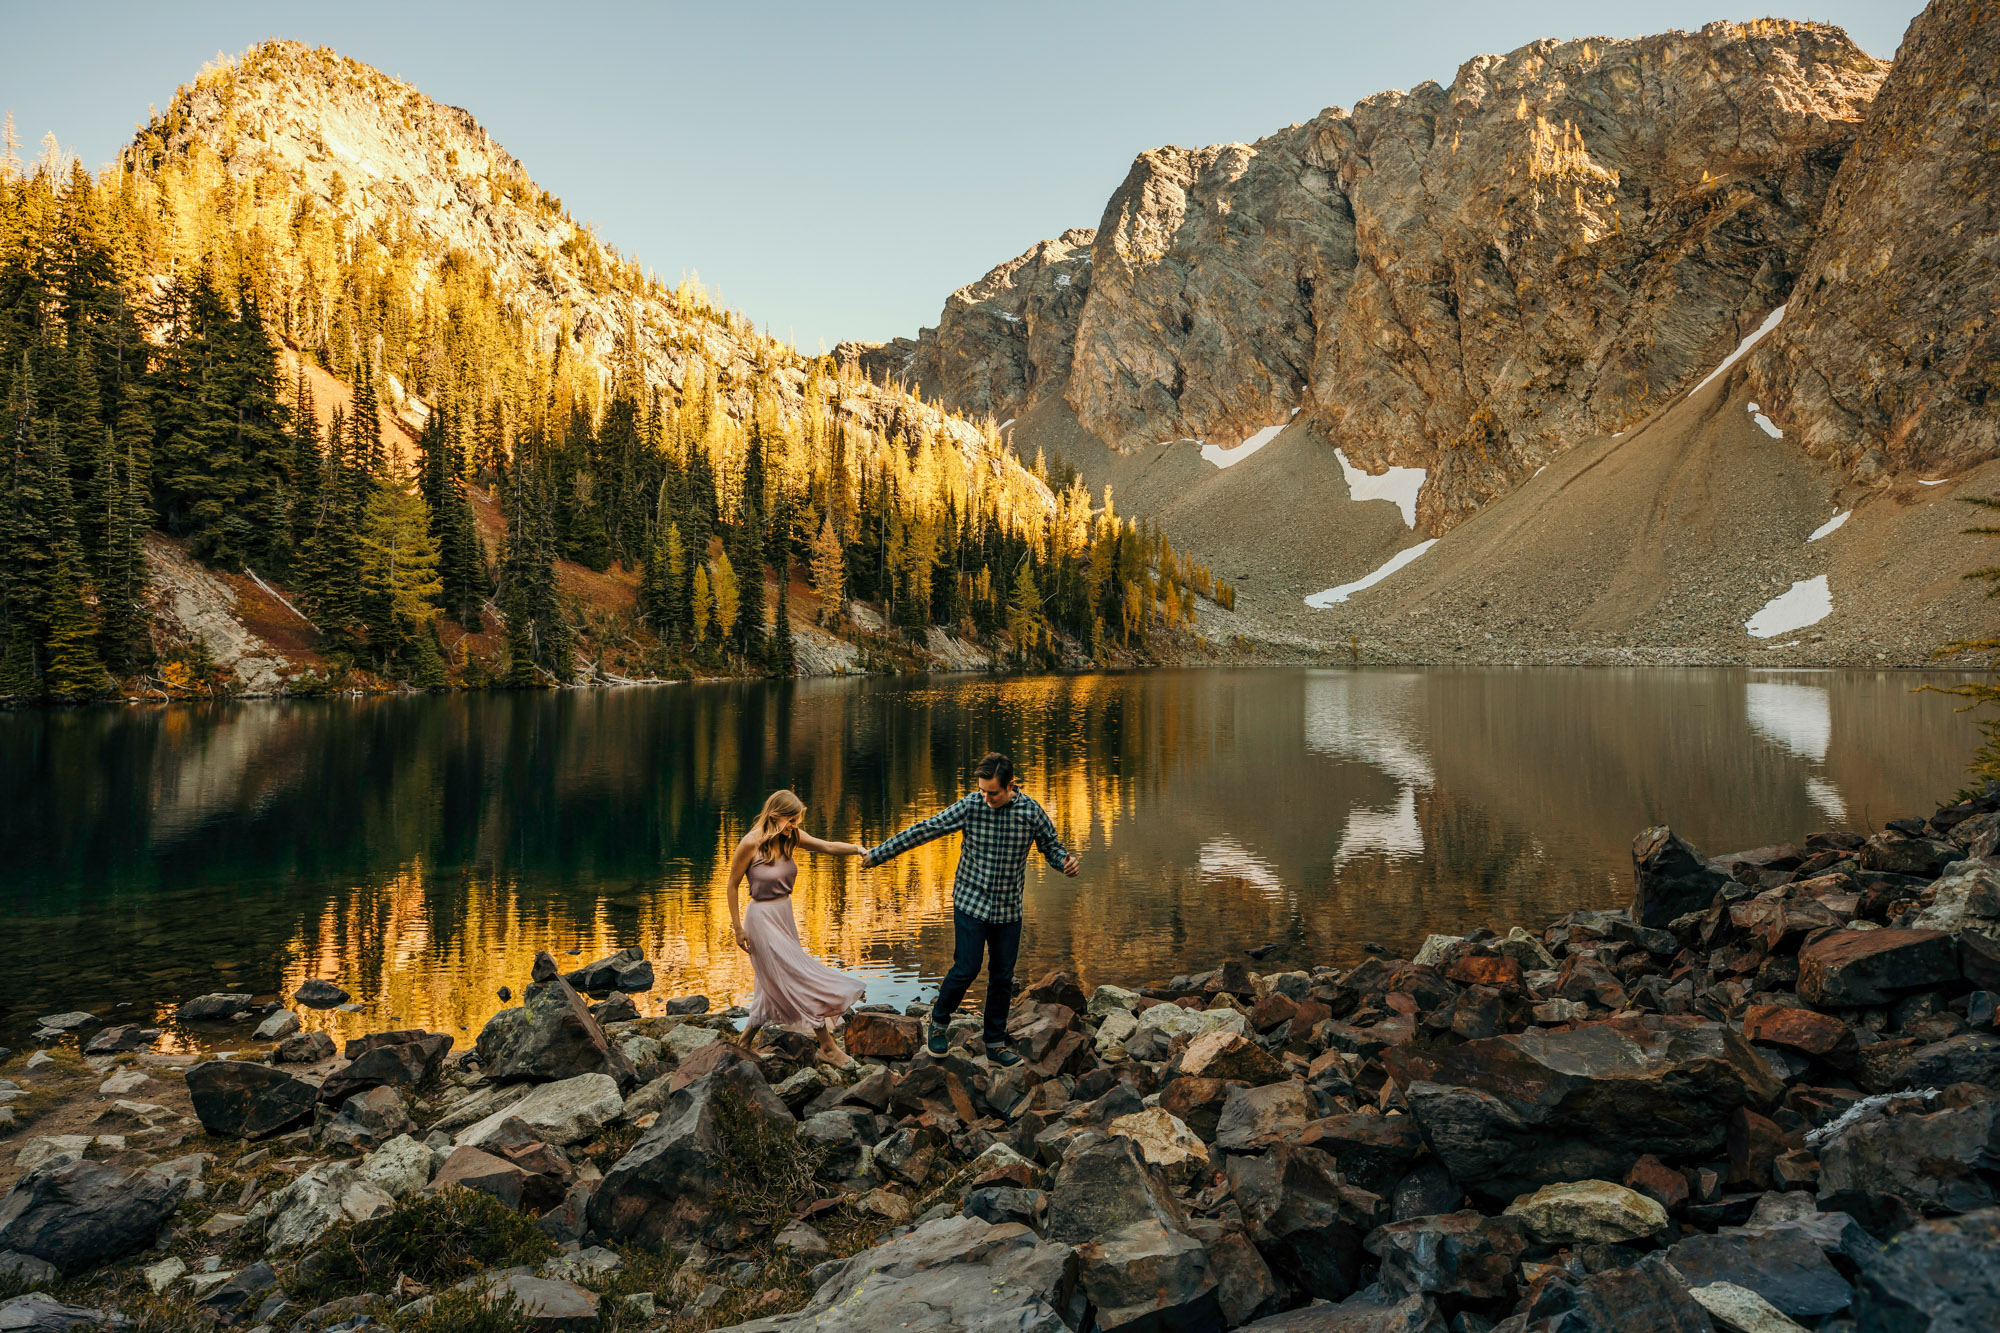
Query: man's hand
xmin=859 ymin=848 xmax=876 ymax=869
xmin=1062 ymin=853 xmax=1080 ymax=878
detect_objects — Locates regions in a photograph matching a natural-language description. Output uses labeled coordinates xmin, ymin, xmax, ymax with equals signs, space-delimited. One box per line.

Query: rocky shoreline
xmin=3 ymin=800 xmax=1999 ymax=1332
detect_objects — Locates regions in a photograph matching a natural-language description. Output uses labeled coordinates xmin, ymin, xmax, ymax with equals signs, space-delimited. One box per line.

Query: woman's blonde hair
xmin=748 ymin=789 xmax=806 ymax=865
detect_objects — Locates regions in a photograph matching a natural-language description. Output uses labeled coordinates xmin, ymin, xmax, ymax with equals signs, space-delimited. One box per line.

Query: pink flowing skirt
xmin=742 ymin=896 xmax=866 ymax=1030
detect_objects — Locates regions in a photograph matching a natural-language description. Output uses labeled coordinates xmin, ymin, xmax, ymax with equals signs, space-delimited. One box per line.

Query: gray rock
xmin=666 ymin=994 xmax=711 ymax=1015
xmin=965 ymin=1187 xmax=1049 ymax=1232
xmin=253 ymin=1010 xmax=301 ymax=1042
xmin=275 ymin=1030 xmax=336 ymax=1064
xmin=177 ymin=992 xmax=255 ymax=1022
xmin=1365 ymin=1210 xmax=1529 ymax=1303
xmin=1632 ymin=827 xmax=1731 ymax=929
xmin=1076 ymin=1218 xmax=1220 ymax=1333
xmin=475 ymin=972 xmax=636 ymax=1088
xmin=775 ymin=1221 xmax=832 ymax=1262
xmin=1817 ymin=1088 xmax=1999 ymax=1213
xmin=254 ymin=1161 xmax=395 ymax=1253
xmin=1228 ymin=1143 xmax=1376 ymax=1301
xmin=356 ymin=1134 xmax=433 ymax=1199
xmin=201 ymin=1260 xmax=277 ymax=1317
xmin=588 ymin=1060 xmax=794 ymax=1250
xmin=1668 ymin=1229 xmax=1853 ymax=1318
xmin=1846 ymin=1205 xmax=2000 ymax=1333
xmin=33 ymin=1014 xmax=93 ymax=1034
xmin=0 ymin=1251 xmax=58 ymax=1286
xmin=454 ymin=1072 xmax=623 ymax=1149
xmin=1388 ymin=1015 xmax=1783 ymax=1197
xmin=1214 ymin=1079 xmax=1312 ymax=1152
xmin=1238 ymin=1291 xmax=1448 ymax=1331
xmin=80 ymin=1026 xmax=156 ymax=1056
xmin=0 ymin=1293 xmax=116 ymax=1331
xmin=317 ymin=1029 xmax=454 ymax=1105
xmin=0 ymin=1159 xmax=189 ymax=1273
xmin=319 ymin=1086 xmax=416 ymax=1152
xmin=186 ymin=1061 xmax=318 ymax=1139
xmin=292 ymin=979 xmax=351 ymax=1009
xmin=1046 ymin=1136 xmax=1185 ymax=1244
xmin=709 ymin=1215 xmax=1081 ymax=1333
xmin=563 ymin=947 xmax=655 ymax=995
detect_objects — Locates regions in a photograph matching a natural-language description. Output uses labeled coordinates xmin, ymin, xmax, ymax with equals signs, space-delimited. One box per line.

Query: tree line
xmin=0 ymin=122 xmax=1230 ymax=700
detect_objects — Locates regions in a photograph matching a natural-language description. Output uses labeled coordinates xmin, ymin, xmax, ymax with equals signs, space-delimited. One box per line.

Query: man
xmin=863 ymin=751 xmax=1079 ymax=1063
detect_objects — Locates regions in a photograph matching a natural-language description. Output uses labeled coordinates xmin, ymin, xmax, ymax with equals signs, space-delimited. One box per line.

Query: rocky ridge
xmin=854 ymin=20 xmax=1889 ymax=534
xmin=4 ymin=792 xmax=2000 ymax=1329
xmin=135 ymin=40 xmax=1050 ymax=527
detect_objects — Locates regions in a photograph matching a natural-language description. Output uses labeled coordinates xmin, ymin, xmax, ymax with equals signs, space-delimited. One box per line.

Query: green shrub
xmin=290 ymin=1187 xmax=558 ymax=1305
xmin=710 ymin=1083 xmax=827 ymax=1230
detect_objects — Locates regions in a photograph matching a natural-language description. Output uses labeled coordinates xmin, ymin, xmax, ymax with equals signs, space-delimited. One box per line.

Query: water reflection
xmin=0 ymin=669 xmax=1978 ymax=1047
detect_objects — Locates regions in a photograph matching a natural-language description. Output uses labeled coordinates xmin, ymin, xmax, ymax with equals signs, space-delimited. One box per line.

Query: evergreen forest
xmin=0 ymin=104 xmax=1230 ymax=703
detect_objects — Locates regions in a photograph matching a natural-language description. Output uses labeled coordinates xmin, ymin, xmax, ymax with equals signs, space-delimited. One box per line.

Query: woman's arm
xmin=796 ymin=830 xmax=866 ymax=857
xmin=724 ymin=839 xmax=756 ymax=952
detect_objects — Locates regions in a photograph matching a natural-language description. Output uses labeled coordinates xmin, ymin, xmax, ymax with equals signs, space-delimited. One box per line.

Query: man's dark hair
xmin=975 ymin=752 xmax=1014 ymax=786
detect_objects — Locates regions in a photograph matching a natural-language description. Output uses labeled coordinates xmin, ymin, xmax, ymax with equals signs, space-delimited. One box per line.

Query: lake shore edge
xmin=3 ymin=796 xmax=1998 ymax=1330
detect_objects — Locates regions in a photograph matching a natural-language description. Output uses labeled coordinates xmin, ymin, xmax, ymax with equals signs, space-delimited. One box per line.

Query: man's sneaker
xmin=987 ymin=1043 xmax=1023 ymax=1067
xmin=927 ymin=1020 xmax=950 ymax=1057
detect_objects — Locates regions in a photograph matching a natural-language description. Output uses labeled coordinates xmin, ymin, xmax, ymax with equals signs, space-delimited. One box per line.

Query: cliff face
xmin=1751 ymin=0 xmax=2000 ymax=481
xmin=868 ymin=21 xmax=1888 ymax=533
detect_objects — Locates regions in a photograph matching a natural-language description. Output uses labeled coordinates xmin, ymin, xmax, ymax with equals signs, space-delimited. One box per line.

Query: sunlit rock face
xmin=879 ymin=21 xmax=1888 ymax=533
xmin=1751 ymin=0 xmax=2000 ymax=481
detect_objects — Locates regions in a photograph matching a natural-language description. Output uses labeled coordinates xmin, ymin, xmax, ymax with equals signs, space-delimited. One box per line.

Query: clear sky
xmin=2 ymin=1 xmax=1923 ymax=351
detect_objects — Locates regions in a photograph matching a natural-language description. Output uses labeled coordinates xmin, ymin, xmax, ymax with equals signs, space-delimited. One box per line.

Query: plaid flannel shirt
xmin=865 ymin=790 xmax=1070 ymax=923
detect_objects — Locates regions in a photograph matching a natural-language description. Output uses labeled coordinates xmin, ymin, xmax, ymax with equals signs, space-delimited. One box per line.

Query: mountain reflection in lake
xmin=1 ymin=669 xmax=1976 ymax=1048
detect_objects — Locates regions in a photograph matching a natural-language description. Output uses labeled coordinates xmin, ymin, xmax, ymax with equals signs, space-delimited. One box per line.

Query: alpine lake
xmin=1 ymin=667 xmax=1980 ymax=1051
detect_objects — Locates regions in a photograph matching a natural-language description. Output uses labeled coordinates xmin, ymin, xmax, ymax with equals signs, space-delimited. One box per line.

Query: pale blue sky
xmin=2 ymin=1 xmax=1924 ymax=350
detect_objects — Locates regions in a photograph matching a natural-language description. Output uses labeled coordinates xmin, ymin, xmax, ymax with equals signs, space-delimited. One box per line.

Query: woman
xmin=726 ymin=789 xmax=869 ymax=1066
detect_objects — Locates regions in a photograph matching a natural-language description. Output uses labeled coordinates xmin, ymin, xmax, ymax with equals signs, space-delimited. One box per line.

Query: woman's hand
xmin=732 ymin=922 xmax=750 ymax=953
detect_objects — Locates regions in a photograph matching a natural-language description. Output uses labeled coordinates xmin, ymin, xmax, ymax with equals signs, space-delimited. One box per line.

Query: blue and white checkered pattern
xmin=865 ymin=790 xmax=1070 ymax=923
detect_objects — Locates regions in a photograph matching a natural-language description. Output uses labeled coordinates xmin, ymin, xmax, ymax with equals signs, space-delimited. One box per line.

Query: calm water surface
xmin=1 ymin=668 xmax=1978 ymax=1049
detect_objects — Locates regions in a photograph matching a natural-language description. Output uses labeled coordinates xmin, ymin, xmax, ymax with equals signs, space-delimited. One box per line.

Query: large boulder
xmin=475 ymin=960 xmax=636 ymax=1088
xmin=1227 ymin=1144 xmax=1377 ymax=1301
xmin=1076 ymin=1219 xmax=1221 ymax=1333
xmin=561 ymin=946 xmax=654 ymax=995
xmin=1387 ymin=1016 xmax=1783 ymax=1197
xmin=1298 ymin=1113 xmax=1424 ymax=1194
xmin=1215 ymin=1080 xmax=1313 ymax=1152
xmin=1666 ymin=1229 xmax=1852 ymax=1318
xmin=186 ymin=1061 xmax=319 ymax=1139
xmin=1364 ymin=1210 xmax=1528 ymax=1304
xmin=1797 ymin=928 xmax=1959 ymax=1007
xmin=1909 ymin=863 xmax=2000 ymax=936
xmin=319 ymin=1086 xmax=416 ymax=1152
xmin=1816 ymin=1087 xmax=1999 ymax=1213
xmin=0 ymin=1160 xmax=188 ymax=1273
xmin=708 ymin=1215 xmax=1081 ymax=1333
xmin=1046 ymin=1136 xmax=1186 ymax=1243
xmin=1503 ymin=1179 xmax=1668 ymax=1245
xmin=1508 ymin=1256 xmax=1712 ymax=1333
xmin=317 ymin=1029 xmax=454 ymax=1105
xmin=1108 ymin=1108 xmax=1213 ymax=1187
xmin=844 ymin=1013 xmax=923 ymax=1060
xmin=1846 ymin=1205 xmax=2000 ymax=1332
xmin=1178 ymin=1031 xmax=1287 ymax=1085
xmin=292 ymin=978 xmax=351 ymax=1008
xmin=587 ymin=1060 xmax=794 ymax=1249
xmin=253 ymin=1161 xmax=394 ymax=1252
xmin=1632 ymin=827 xmax=1731 ymax=929
xmin=453 ymin=1073 xmax=623 ymax=1149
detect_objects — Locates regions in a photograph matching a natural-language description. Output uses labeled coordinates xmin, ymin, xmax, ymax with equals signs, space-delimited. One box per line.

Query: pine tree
xmin=728 ymin=496 xmax=765 ymax=661
xmin=772 ymin=555 xmax=796 ymax=676
xmin=811 ymin=512 xmax=845 ymax=625
xmin=358 ymin=473 xmax=443 ymax=666
xmin=691 ymin=562 xmax=713 ymax=645
xmin=711 ymin=551 xmax=740 ymax=647
xmin=43 ymin=539 xmax=106 ymax=699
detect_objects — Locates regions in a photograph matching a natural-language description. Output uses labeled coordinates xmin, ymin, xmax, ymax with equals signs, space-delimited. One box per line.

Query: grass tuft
xmin=288 ymin=1187 xmax=559 ymax=1306
xmin=389 ymin=1284 xmax=534 ymax=1332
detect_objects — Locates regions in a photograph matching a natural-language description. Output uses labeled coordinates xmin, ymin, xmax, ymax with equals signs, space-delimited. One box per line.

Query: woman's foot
xmin=817 ymin=1033 xmax=857 ymax=1070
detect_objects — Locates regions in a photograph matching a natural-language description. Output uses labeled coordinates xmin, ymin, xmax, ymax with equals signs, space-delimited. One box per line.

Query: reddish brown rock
xmin=1180 ymin=1031 xmax=1287 ymax=1085
xmin=1624 ymin=1154 xmax=1690 ymax=1211
xmin=1249 ymin=992 xmax=1299 ymax=1033
xmin=1741 ymin=1004 xmax=1856 ymax=1059
xmin=1797 ymin=929 xmax=1958 ymax=1007
xmin=843 ymin=1013 xmax=923 ymax=1060
xmin=429 ymin=1146 xmax=529 ymax=1210
xmin=1160 ymin=1077 xmax=1237 ymax=1141
xmin=1298 ymin=1112 xmax=1424 ymax=1194
xmin=1726 ymin=1106 xmax=1798 ymax=1191
xmin=1024 ymin=970 xmax=1088 ymax=1012
xmin=1445 ymin=954 xmax=1524 ymax=991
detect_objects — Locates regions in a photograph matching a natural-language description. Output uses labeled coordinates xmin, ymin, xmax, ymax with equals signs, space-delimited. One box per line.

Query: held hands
xmin=1062 ymin=854 xmax=1080 ymax=878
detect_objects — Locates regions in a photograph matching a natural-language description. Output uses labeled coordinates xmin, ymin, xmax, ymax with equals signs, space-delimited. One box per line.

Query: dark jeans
xmin=932 ymin=909 xmax=1022 ymax=1045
